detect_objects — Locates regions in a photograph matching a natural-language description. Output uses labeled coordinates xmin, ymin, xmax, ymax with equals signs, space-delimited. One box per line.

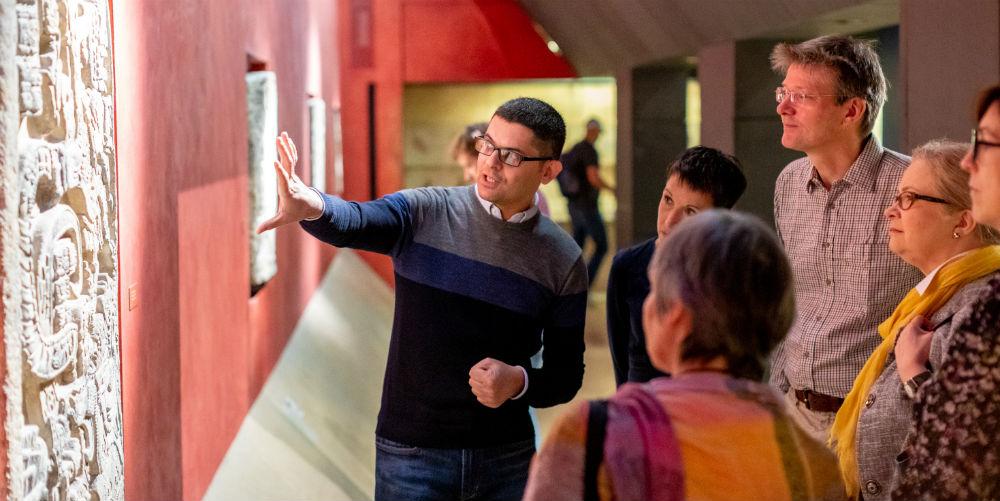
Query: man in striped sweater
xmin=258 ymin=97 xmax=588 ymax=501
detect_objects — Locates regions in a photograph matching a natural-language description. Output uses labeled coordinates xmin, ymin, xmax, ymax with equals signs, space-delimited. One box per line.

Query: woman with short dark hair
xmin=523 ymin=211 xmax=846 ymax=501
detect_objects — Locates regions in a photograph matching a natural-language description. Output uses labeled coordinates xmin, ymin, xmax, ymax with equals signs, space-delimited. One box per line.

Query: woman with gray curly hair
xmin=524 ymin=210 xmax=846 ymax=501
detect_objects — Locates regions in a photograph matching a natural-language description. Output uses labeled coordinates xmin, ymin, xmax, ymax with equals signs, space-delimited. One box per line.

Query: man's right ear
xmin=540 ymin=160 xmax=562 ymax=184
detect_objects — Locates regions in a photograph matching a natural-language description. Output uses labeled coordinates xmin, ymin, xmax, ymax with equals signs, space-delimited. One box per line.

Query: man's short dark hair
xmin=665 ymin=146 xmax=747 ymax=209
xmin=493 ymin=97 xmax=566 ymax=157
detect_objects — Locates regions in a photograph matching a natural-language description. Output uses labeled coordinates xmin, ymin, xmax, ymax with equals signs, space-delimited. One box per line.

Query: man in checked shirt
xmin=767 ymin=35 xmax=922 ymax=444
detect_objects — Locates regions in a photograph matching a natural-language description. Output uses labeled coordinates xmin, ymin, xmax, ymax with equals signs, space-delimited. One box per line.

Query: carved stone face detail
xmin=2 ymin=1 xmax=123 ymax=500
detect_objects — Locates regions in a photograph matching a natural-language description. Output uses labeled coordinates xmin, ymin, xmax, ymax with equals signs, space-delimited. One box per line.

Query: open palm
xmin=256 ymin=132 xmax=324 ymax=234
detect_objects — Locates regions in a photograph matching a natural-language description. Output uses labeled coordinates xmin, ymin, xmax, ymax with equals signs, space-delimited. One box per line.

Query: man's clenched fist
xmin=468 ymin=358 xmax=525 ymax=408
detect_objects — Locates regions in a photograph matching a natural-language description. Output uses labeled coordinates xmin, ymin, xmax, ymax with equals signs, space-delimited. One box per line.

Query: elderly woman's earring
xmin=953 ymin=230 xmax=960 ymax=239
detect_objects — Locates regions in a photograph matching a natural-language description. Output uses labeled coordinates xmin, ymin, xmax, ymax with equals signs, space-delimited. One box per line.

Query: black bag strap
xmin=584 ymin=399 xmax=609 ymax=501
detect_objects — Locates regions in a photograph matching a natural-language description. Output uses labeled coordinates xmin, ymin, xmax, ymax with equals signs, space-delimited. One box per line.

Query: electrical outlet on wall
xmin=128 ymin=284 xmax=138 ymax=311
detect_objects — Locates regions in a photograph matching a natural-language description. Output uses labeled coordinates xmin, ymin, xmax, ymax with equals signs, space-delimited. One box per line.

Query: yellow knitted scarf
xmin=830 ymin=245 xmax=1000 ymax=498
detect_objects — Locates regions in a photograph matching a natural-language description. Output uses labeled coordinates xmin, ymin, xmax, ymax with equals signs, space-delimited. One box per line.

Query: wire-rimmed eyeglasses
xmin=775 ymin=86 xmax=844 ymax=105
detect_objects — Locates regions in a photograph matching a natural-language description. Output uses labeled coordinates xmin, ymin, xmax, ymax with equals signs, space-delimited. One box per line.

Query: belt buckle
xmin=797 ymin=389 xmax=818 ymax=410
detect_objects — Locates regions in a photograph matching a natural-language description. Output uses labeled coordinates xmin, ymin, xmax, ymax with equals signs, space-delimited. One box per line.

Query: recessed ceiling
xmin=519 ymin=0 xmax=899 ymax=75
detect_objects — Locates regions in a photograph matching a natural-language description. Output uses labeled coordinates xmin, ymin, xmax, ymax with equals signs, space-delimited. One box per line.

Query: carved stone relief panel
xmin=246 ymin=71 xmax=278 ymax=291
xmin=307 ymin=97 xmax=326 ymax=192
xmin=330 ymin=106 xmax=344 ymax=195
xmin=1 ymin=1 xmax=123 ymax=500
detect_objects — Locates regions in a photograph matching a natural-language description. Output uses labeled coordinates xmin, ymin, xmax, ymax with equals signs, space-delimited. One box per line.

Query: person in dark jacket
xmin=606 ymin=146 xmax=745 ymax=386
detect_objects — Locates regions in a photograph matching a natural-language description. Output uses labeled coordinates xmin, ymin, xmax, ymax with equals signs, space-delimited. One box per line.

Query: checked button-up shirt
xmin=769 ymin=136 xmax=922 ymax=399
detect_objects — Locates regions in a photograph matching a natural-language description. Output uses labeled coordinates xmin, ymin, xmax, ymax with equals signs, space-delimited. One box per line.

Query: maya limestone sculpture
xmin=0 ymin=0 xmax=124 ymax=499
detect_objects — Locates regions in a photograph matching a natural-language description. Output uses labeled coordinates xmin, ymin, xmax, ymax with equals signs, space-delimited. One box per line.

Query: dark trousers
xmin=569 ymin=205 xmax=608 ymax=286
xmin=375 ymin=436 xmax=535 ymax=501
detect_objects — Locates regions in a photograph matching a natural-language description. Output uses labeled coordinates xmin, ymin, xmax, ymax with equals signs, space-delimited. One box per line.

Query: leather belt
xmin=793 ymin=389 xmax=844 ymax=412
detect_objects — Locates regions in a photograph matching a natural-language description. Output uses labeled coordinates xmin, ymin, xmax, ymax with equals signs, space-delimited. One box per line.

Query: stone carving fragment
xmin=1 ymin=1 xmax=123 ymax=500
xmin=308 ymin=97 xmax=326 ymax=192
xmin=246 ymin=71 xmax=278 ymax=291
xmin=331 ymin=106 xmax=344 ymax=195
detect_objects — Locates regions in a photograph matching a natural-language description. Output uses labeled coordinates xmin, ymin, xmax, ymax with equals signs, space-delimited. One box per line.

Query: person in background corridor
xmin=258 ymin=97 xmax=587 ymax=501
xmin=560 ymin=118 xmax=613 ymax=286
xmin=767 ymin=35 xmax=922 ymax=444
xmin=523 ymin=211 xmax=846 ymax=501
xmin=451 ymin=122 xmax=488 ymax=185
xmin=606 ymin=146 xmax=746 ymax=386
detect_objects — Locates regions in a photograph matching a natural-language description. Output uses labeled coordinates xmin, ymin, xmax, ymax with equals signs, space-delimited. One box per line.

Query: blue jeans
xmin=374 ymin=436 xmax=535 ymax=501
xmin=568 ymin=205 xmax=608 ymax=285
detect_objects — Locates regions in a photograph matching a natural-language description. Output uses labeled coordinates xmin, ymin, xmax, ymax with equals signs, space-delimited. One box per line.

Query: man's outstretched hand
xmin=256 ymin=132 xmax=325 ymax=234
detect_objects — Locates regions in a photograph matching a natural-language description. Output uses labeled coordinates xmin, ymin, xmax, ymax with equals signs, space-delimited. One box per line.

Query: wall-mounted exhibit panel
xmin=1 ymin=0 xmax=123 ymax=499
xmin=246 ymin=71 xmax=278 ymax=293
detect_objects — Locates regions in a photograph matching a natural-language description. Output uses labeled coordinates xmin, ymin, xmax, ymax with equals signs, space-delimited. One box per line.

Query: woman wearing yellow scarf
xmin=829 ymin=140 xmax=1000 ymax=501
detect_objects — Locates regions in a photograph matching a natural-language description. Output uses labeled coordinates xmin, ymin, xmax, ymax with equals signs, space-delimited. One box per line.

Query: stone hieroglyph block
xmin=308 ymin=97 xmax=326 ymax=192
xmin=246 ymin=71 xmax=278 ymax=291
xmin=0 ymin=0 xmax=124 ymax=500
xmin=331 ymin=106 xmax=344 ymax=195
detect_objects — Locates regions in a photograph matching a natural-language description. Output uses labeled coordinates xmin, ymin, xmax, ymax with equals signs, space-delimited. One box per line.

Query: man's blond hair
xmin=771 ymin=35 xmax=887 ymax=135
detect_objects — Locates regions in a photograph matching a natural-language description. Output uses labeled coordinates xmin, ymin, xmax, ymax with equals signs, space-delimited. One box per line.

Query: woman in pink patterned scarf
xmin=523 ymin=211 xmax=846 ymax=501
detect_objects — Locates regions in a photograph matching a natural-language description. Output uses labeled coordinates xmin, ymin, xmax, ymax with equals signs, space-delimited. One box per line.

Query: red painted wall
xmin=339 ymin=0 xmax=575 ymax=281
xmin=107 ymin=0 xmax=571 ymax=499
xmin=114 ymin=1 xmax=339 ymax=499
xmin=403 ymin=0 xmax=575 ymax=82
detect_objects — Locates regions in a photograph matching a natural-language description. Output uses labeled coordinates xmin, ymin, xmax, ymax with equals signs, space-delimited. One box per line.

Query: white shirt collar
xmin=473 ymin=185 xmax=539 ymax=223
xmin=915 ymin=250 xmax=974 ymax=295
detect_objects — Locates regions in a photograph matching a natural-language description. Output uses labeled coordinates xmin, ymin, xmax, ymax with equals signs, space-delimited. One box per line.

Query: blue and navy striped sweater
xmin=301 ymin=185 xmax=588 ymax=448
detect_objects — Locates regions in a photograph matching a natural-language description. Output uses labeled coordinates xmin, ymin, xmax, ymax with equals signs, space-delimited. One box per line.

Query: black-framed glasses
xmin=892 ymin=191 xmax=952 ymax=211
xmin=473 ymin=136 xmax=555 ymax=167
xmin=971 ymin=129 xmax=1000 ymax=161
xmin=775 ymin=86 xmax=844 ymax=105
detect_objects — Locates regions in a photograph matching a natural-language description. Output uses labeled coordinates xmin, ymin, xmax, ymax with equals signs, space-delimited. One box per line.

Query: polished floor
xmin=204 ymin=244 xmax=617 ymax=501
